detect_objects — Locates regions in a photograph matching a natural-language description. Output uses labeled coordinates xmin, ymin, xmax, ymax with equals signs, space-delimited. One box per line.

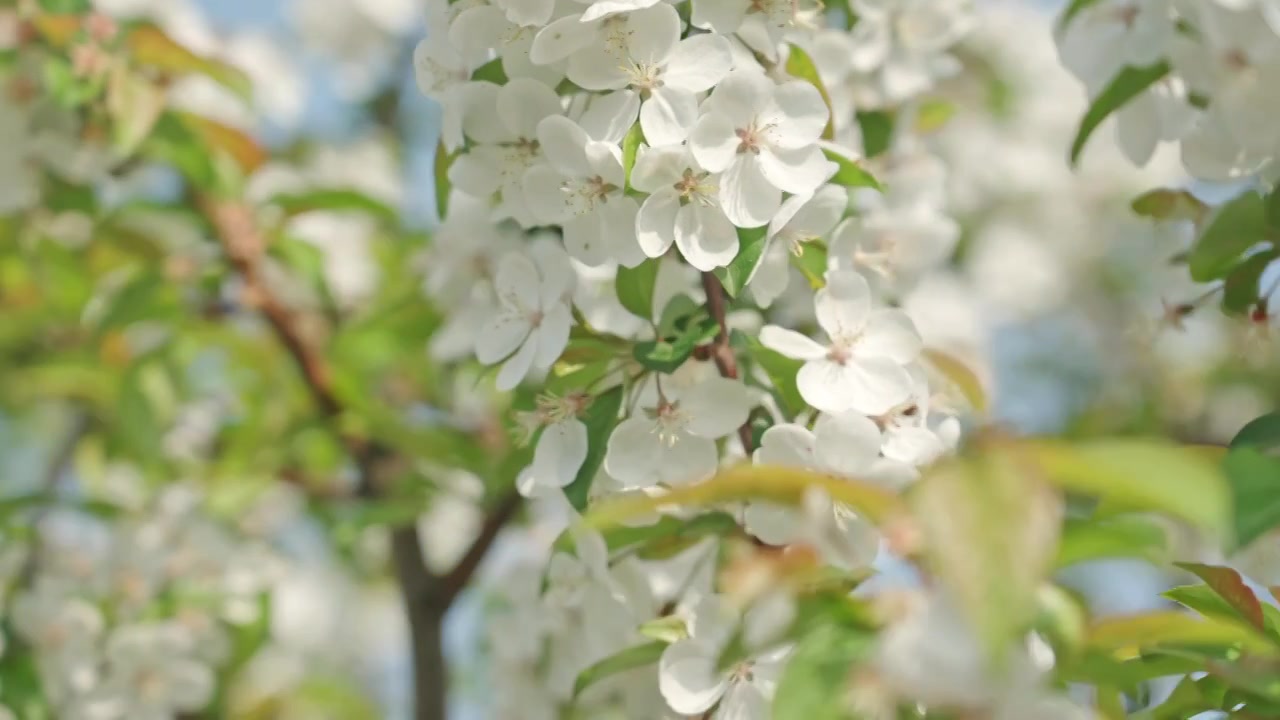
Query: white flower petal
xmin=754 ymin=424 xmax=817 ymax=468
xmin=567 ymin=43 xmax=631 ymax=90
xmin=844 ymin=357 xmax=914 ymax=416
xmin=718 ymin=676 xmax=770 ymax=720
xmin=533 ymin=419 xmax=589 ymax=489
xmin=475 ymin=314 xmax=531 ymax=364
xmin=496 ymin=333 xmax=539 ymax=390
xmin=604 ymin=417 xmax=665 ymax=489
xmin=760 ymin=325 xmax=827 ymax=360
xmin=675 ymin=203 xmax=739 ymax=271
xmin=641 ymin=88 xmax=700 ymax=146
xmin=523 ymin=164 xmax=576 ymax=225
xmin=496 ymin=0 xmax=556 ymax=31
xmin=743 ymin=502 xmax=802 ymax=545
xmin=690 ymin=113 xmax=741 ymax=173
xmin=580 ymin=0 xmax=661 ymax=22
xmin=537 ymin=115 xmax=594 ymax=177
xmin=637 ymin=189 xmax=680 ymax=258
xmin=626 ymin=1 xmax=681 ymax=64
xmin=578 ymin=89 xmax=640 ymax=144
xmin=499 ymin=78 xmax=564 ymax=138
xmin=814 ymin=270 xmax=871 ymax=339
xmin=719 ymin=155 xmax=780 ymax=228
xmin=760 ymin=80 xmax=829 ymax=148
xmin=630 ymin=144 xmax=686 ymax=192
xmin=857 ymin=309 xmax=922 ymax=363
xmin=659 ymin=640 xmax=728 ymax=714
xmin=796 ymin=358 xmax=865 ymax=414
xmin=530 ymin=14 xmax=598 ymax=65
xmin=684 ymin=376 xmax=752 ymax=438
xmin=657 ymin=433 xmax=719 ymax=485
xmin=663 ymin=34 xmax=735 ymax=92
xmin=534 ymin=302 xmax=572 ymax=368
xmin=691 ymin=0 xmax=748 ymax=35
xmin=757 ymin=145 xmax=833 ymax=196
xmin=813 ymin=411 xmax=882 ymax=473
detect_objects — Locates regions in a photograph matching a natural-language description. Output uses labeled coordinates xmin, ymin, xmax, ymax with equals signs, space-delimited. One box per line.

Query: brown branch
xmin=436 ymin=490 xmax=522 ymax=607
xmin=203 ymin=196 xmax=520 ymax=720
xmin=700 ymin=271 xmax=755 ymax=454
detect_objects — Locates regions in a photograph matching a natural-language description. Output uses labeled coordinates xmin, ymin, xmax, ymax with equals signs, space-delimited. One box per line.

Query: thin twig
xmin=700 ymin=271 xmax=755 ymax=453
xmin=436 ymin=490 xmax=523 ymax=607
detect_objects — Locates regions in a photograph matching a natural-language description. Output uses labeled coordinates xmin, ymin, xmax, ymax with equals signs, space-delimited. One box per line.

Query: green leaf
xmin=1056 ymin=515 xmax=1168 ymax=568
xmin=922 ymin=348 xmax=987 ymax=414
xmin=470 ymin=57 xmax=508 ymax=84
xmin=1131 ymin=188 xmax=1209 ymax=222
xmin=615 ymin=258 xmax=660 ymax=320
xmin=622 ymin=122 xmax=645 ymax=191
xmin=1225 ymin=447 xmax=1280 ymax=547
xmin=822 ymin=148 xmax=883 ymax=190
xmin=434 ymin=141 xmax=454 ymax=221
xmin=127 ymin=24 xmax=252 ymax=102
xmin=1174 ymin=562 xmax=1267 ymax=631
xmin=106 ymin=65 xmax=167 ymax=157
xmin=572 ymin=641 xmax=667 ymax=698
xmin=44 ymin=56 xmax=104 ymax=108
xmin=1232 ymin=412 xmax=1280 ymax=453
xmin=1189 ymin=191 xmax=1271 ymax=282
xmin=562 ymin=386 xmax=624 ymax=511
xmin=856 ymin=110 xmax=894 ymax=158
xmin=1029 ymin=439 xmax=1232 ymax=540
xmin=772 ymin=623 xmax=873 ymax=720
xmin=639 ymin=615 xmax=689 ymax=643
xmin=738 ymin=332 xmax=805 ymax=418
xmin=1060 ymin=650 xmax=1208 ymax=689
xmin=38 ymin=0 xmax=92 ymax=11
xmin=587 ymin=463 xmax=906 ymax=530
xmin=713 ymin=225 xmax=769 ymax=298
xmin=1165 ymin=584 xmax=1280 ymax=643
xmin=632 ymin=317 xmax=719 ymax=373
xmin=1058 ymin=0 xmax=1105 ymax=31
xmin=1223 ymin=251 xmax=1278 ymax=315
xmin=785 ymin=44 xmax=835 ymax=140
xmin=914 ymin=99 xmax=955 ymax=133
xmin=1086 ymin=610 xmax=1279 ymax=659
xmin=267 ymin=189 xmax=399 ymax=225
xmin=914 ymin=453 xmax=1062 ymax=663
xmin=617 ymin=512 xmax=739 ymax=560
xmin=790 ymin=241 xmax=828 ymax=289
xmin=657 ymin=294 xmax=701 ymax=337
xmin=1070 ymin=61 xmax=1171 ymax=165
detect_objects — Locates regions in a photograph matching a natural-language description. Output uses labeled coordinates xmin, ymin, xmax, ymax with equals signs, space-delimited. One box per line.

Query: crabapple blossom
xmin=761 ymin=270 xmax=922 ymax=415
xmin=631 ymin=144 xmax=739 ymax=270
xmin=566 ymin=4 xmax=734 ymax=145
xmin=522 ymin=115 xmax=646 ymax=266
xmin=604 ymin=375 xmax=753 ymax=488
xmin=690 ymin=70 xmax=837 ymax=227
xmin=475 ymin=247 xmax=576 ymax=391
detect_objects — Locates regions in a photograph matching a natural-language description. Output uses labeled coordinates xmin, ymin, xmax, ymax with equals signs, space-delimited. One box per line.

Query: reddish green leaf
xmin=1175 ymin=562 xmax=1266 ymax=631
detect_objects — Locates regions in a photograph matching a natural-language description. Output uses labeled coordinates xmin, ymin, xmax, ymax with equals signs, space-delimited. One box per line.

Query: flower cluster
xmin=410 ymin=0 xmax=1109 ymax=716
xmin=1 ymin=484 xmax=279 ymax=720
xmin=1058 ymin=0 xmax=1280 ymax=179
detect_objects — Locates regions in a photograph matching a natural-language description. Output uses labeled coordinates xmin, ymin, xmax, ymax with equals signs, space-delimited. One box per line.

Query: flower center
xmin=626 ymin=61 xmax=664 ymax=94
xmin=730 ymin=660 xmax=756 ymax=683
xmin=747 ymin=0 xmax=792 ymax=27
xmin=647 ymin=401 xmax=689 ymax=446
xmin=502 ymin=138 xmax=542 ymax=181
xmin=1113 ymin=4 xmax=1139 ymax=28
xmin=735 ymin=125 xmax=764 ymax=154
xmin=563 ymin=174 xmax=619 ymax=213
xmin=826 ymin=337 xmax=858 ymax=365
xmin=673 ymin=168 xmax=716 ymax=206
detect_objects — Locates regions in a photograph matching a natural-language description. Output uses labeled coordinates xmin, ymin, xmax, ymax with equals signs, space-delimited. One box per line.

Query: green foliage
xmin=1225 ymin=413 xmax=1280 ymax=547
xmin=785 ymin=44 xmax=835 ymax=140
xmin=772 ymin=621 xmax=872 ymax=720
xmin=563 ymin=386 xmax=624 ymax=510
xmin=822 ymin=148 xmax=883 ymax=190
xmin=1056 ymin=515 xmax=1169 ymax=568
xmin=736 ymin=331 xmax=806 ymax=418
xmin=856 ymin=110 xmax=894 ymax=158
xmin=632 ymin=316 xmax=719 ymax=373
xmin=615 ymin=258 xmax=660 ymax=320
xmin=1189 ymin=191 xmax=1272 ymax=282
xmin=573 ymin=641 xmax=668 ymax=699
xmin=1069 ymin=61 xmax=1171 ymax=165
xmin=622 ymin=122 xmax=645 ymax=191
xmin=471 ymin=58 xmax=508 ymax=85
xmin=713 ymin=226 xmax=768 ymax=298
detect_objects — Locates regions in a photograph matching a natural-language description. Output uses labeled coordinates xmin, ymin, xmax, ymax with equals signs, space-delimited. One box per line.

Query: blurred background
xmin=2 ymin=0 xmax=1278 ymax=718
